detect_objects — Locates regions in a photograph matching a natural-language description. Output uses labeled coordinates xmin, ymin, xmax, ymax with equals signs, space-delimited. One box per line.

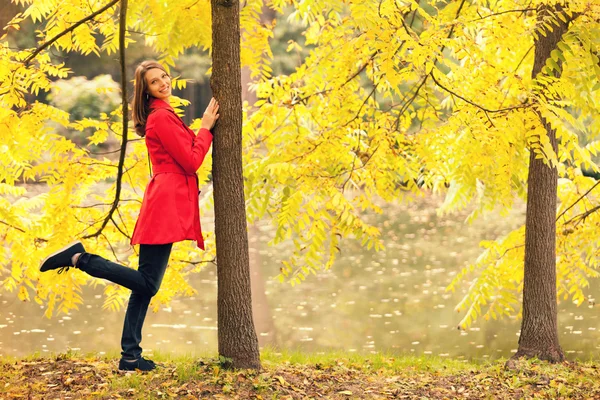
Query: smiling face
xmin=145 ymin=68 xmax=171 ymax=101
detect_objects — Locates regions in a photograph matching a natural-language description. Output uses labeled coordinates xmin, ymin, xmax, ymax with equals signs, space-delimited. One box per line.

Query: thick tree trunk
xmin=211 ymin=0 xmax=261 ymax=369
xmin=513 ymin=5 xmax=569 ymax=363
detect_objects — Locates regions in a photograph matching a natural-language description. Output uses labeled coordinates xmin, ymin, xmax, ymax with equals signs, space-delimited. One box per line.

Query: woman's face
xmin=145 ymin=68 xmax=171 ymax=101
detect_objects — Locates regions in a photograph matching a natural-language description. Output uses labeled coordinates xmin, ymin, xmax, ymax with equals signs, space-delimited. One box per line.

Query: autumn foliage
xmin=1 ymin=0 xmax=600 ymax=331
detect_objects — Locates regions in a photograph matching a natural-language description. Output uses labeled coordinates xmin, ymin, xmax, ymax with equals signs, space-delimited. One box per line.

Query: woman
xmin=39 ymin=60 xmax=218 ymax=371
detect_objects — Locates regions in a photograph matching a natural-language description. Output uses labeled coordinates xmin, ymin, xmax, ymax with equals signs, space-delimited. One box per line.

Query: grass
xmin=1 ymin=350 xmax=600 ymax=399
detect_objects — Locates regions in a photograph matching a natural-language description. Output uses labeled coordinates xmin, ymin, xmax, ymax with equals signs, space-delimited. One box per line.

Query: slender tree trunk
xmin=513 ymin=5 xmax=569 ymax=363
xmin=211 ymin=0 xmax=261 ymax=370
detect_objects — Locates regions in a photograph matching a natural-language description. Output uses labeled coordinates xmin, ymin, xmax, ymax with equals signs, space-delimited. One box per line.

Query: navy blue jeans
xmin=76 ymin=243 xmax=173 ymax=360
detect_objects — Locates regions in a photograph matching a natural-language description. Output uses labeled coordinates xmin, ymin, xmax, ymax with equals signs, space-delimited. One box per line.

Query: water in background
xmin=1 ymin=196 xmax=599 ymax=360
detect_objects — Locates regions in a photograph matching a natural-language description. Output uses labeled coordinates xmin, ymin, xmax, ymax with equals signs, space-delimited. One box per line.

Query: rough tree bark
xmin=512 ymin=5 xmax=570 ymax=363
xmin=210 ymin=0 xmax=261 ymax=370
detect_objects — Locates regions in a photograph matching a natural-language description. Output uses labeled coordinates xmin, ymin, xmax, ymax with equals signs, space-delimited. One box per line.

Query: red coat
xmin=130 ymin=98 xmax=213 ymax=249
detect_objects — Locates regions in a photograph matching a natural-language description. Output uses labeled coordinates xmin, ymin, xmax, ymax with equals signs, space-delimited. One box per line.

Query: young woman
xmin=39 ymin=60 xmax=218 ymax=371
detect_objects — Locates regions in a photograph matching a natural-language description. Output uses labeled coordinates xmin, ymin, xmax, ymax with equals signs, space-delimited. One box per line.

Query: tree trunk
xmin=210 ymin=0 xmax=261 ymax=369
xmin=513 ymin=5 xmax=569 ymax=363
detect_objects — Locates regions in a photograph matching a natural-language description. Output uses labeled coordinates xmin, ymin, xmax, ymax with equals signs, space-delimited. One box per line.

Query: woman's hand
xmin=201 ymin=97 xmax=220 ymax=131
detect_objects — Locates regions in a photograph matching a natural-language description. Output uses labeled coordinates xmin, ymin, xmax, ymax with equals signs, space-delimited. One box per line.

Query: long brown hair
xmin=131 ymin=60 xmax=169 ymax=137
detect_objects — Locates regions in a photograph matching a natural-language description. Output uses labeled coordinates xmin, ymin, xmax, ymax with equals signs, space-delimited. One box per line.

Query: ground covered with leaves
xmin=1 ymin=352 xmax=600 ymax=399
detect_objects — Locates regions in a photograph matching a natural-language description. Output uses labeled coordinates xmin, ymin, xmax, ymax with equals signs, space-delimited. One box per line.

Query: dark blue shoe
xmin=39 ymin=241 xmax=85 ymax=273
xmin=118 ymin=357 xmax=156 ymax=371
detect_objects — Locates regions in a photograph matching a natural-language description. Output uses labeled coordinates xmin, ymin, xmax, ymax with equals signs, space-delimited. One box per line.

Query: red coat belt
xmin=152 ymin=164 xmax=197 ymax=201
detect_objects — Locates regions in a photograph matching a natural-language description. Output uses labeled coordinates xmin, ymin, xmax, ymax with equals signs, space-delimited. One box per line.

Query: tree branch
xmin=392 ymin=0 xmax=466 ymax=130
xmin=468 ymin=8 xmax=535 ymax=22
xmin=341 ymin=133 xmax=362 ymax=193
xmin=185 ymin=0 xmax=200 ymax=9
xmin=0 ymin=220 xmax=48 ymax=243
xmin=557 ymin=180 xmax=600 ymax=222
xmin=283 ymin=110 xmax=322 ymax=164
xmin=341 ymin=144 xmax=380 ymax=193
xmin=89 ymin=147 xmax=129 ymax=155
xmin=23 ymin=0 xmax=120 ymax=65
xmin=116 ymin=207 xmax=131 ymax=237
xmin=83 ymin=0 xmax=128 ymax=240
xmin=342 ymin=83 xmax=379 ymax=128
xmin=101 ymin=232 xmax=122 ymax=263
xmin=0 ymin=220 xmax=26 ymax=233
xmin=74 ymin=161 xmax=118 ymax=168
xmin=111 ymin=216 xmax=131 ymax=239
xmin=394 ymin=75 xmax=429 ymax=131
xmin=72 ymin=199 xmax=141 ymax=209
xmin=180 ymin=257 xmax=217 ymax=266
xmin=430 ymin=71 xmax=529 ymax=114
xmin=563 ymin=205 xmax=600 ymax=226
xmin=444 ymin=0 xmax=467 ymax=49
xmin=295 ymin=50 xmax=378 ymax=104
